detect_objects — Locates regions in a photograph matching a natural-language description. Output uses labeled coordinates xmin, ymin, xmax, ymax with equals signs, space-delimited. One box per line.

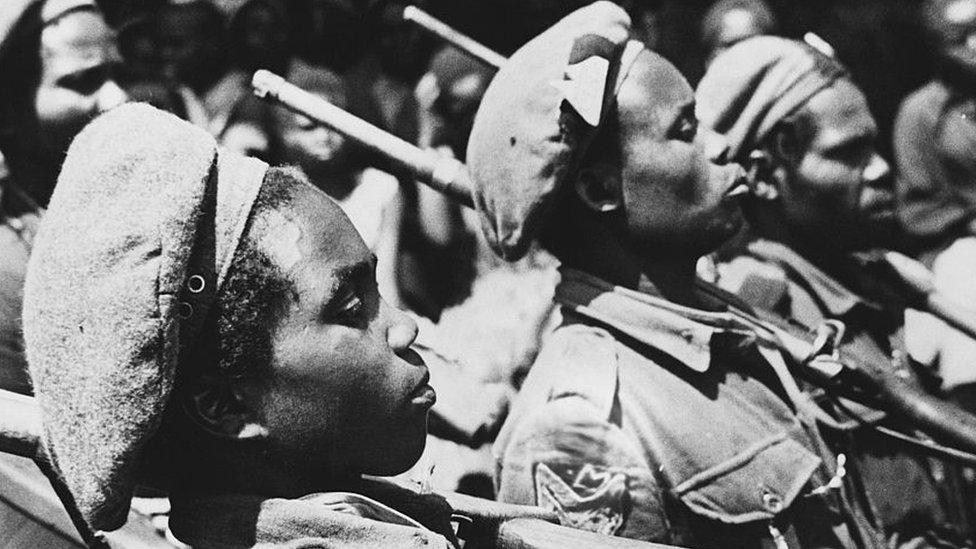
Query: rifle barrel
xmin=402 ymin=6 xmax=506 ymax=69
xmin=252 ymin=70 xmax=474 ymax=209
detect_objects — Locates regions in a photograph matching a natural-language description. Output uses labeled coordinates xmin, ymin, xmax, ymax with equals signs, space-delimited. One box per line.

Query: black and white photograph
xmin=2 ymin=0 xmax=976 ymax=547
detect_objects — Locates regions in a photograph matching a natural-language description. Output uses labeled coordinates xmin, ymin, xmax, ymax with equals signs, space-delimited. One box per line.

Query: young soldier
xmin=23 ymin=103 xmax=454 ymax=547
xmin=472 ymin=3 xmax=886 ymax=547
xmin=696 ymin=35 xmax=972 ymax=544
xmin=0 ymin=0 xmax=127 ymax=394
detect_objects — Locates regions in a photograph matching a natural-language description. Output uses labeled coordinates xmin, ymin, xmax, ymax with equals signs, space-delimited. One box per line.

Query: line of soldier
xmin=5 ymin=0 xmax=976 ymax=548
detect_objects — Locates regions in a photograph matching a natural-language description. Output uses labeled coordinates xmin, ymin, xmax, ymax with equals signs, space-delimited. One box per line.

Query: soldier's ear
xmin=743 ymin=150 xmax=780 ymax=201
xmin=183 ymin=377 xmax=269 ymax=440
xmin=574 ymin=162 xmax=623 ymax=214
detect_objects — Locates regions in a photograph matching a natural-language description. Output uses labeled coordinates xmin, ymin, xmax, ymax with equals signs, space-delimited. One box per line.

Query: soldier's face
xmin=776 ymin=80 xmax=896 ymax=251
xmin=34 ymin=10 xmax=127 ymax=156
xmin=617 ymin=51 xmax=747 ymax=258
xmin=252 ymin=184 xmax=432 ymax=476
xmin=278 ymin=110 xmax=349 ymax=174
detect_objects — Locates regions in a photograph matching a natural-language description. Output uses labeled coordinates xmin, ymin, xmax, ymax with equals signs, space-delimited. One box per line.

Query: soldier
xmin=0 ymin=0 xmax=127 ymax=394
xmin=23 ymin=103 xmax=454 ymax=547
xmin=473 ymin=3 xmax=886 ymax=547
xmin=697 ymin=35 xmax=972 ymax=544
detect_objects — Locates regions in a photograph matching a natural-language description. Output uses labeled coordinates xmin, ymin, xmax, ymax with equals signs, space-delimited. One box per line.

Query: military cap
xmin=23 ymin=103 xmax=268 ymax=531
xmin=696 ymin=36 xmax=847 ymax=162
xmin=466 ymin=1 xmax=644 ymax=261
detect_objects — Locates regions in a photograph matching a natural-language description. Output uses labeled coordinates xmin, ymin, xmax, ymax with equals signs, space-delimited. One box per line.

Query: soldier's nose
xmin=863 ymin=154 xmax=890 ymax=186
xmin=384 ymin=301 xmax=419 ymax=354
xmin=700 ymin=127 xmax=731 ymax=164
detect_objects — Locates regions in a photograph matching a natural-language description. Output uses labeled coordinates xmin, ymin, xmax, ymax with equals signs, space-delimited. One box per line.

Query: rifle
xmin=402 ymin=6 xmax=506 ymax=70
xmin=251 ymin=69 xmax=976 ymax=464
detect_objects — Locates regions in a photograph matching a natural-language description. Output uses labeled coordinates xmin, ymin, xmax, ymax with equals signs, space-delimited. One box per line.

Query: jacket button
xmin=762 ymin=491 xmax=784 ymax=513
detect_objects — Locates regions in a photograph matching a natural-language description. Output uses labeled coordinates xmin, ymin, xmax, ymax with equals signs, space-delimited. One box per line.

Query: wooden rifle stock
xmin=252 ymin=70 xmax=474 ymax=209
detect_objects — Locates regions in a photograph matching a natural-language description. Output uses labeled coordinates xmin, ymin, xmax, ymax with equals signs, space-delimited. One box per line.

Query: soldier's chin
xmin=863 ymin=213 xmax=899 ymax=246
xmin=362 ymin=426 xmax=429 ymax=476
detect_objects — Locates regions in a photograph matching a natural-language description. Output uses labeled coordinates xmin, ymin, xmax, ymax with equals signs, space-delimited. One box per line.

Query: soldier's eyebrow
xmin=819 ymin=126 xmax=874 ymax=156
xmin=320 ymin=255 xmax=377 ymax=311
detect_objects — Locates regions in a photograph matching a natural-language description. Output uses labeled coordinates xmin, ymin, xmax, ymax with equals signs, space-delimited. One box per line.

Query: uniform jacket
xmin=714 ymin=238 xmax=971 ymax=544
xmin=494 ymin=268 xmax=885 ymax=548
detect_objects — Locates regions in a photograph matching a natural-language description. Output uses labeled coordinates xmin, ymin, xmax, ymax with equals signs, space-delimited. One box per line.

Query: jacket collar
xmin=555 ymin=268 xmax=753 ymax=373
xmin=745 ymin=238 xmax=881 ymax=318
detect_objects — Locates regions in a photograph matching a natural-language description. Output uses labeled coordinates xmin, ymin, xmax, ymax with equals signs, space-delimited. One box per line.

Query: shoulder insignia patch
xmin=534 ymin=462 xmax=629 ymax=536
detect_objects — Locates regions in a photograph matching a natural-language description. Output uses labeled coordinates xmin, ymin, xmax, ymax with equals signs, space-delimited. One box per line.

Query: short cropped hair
xmin=195 ymin=166 xmax=302 ymax=381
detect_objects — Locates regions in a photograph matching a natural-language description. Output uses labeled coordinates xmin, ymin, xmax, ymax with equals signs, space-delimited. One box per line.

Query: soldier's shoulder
xmin=530 ymin=323 xmax=619 ymax=411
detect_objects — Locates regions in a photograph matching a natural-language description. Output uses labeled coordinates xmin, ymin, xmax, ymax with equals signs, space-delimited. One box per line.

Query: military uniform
xmin=713 ymin=238 xmax=972 ymax=544
xmin=495 ymin=268 xmax=885 ymax=548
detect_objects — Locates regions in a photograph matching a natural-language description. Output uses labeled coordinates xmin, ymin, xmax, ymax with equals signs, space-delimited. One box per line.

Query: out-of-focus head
xmin=156 ymin=0 xmax=228 ymax=92
xmin=424 ymin=45 xmax=493 ymax=158
xmin=925 ymin=0 xmax=976 ymax=79
xmin=229 ymin=0 xmax=289 ymax=73
xmin=0 ymin=0 xmax=127 ymax=200
xmin=24 ymin=104 xmax=431 ymax=530
xmin=466 ymin=1 xmax=746 ymax=262
xmin=701 ymin=0 xmax=778 ymax=66
xmin=628 ymin=1 xmax=662 ymax=50
xmin=274 ymin=60 xmax=351 ymax=177
xmin=698 ymin=36 xmax=896 ymax=252
xmin=369 ymin=0 xmax=427 ymax=81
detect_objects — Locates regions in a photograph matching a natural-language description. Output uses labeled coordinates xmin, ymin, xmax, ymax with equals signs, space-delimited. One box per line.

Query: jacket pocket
xmin=672 ymin=433 xmax=820 ymax=525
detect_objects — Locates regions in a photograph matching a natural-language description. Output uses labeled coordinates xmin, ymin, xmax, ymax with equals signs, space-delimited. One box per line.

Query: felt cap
xmin=23 ymin=103 xmax=268 ymax=531
xmin=466 ymin=1 xmax=643 ymax=261
xmin=695 ymin=36 xmax=847 ymax=162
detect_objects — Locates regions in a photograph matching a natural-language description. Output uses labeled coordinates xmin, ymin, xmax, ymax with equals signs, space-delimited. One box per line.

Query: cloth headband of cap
xmin=557 ymin=38 xmax=646 ymax=129
xmin=178 ymin=150 xmax=268 ymax=356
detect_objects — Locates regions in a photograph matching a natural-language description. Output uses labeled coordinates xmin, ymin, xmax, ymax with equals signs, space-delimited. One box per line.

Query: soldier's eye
xmin=670 ymin=114 xmax=697 ymax=143
xmin=330 ymin=288 xmax=365 ymax=327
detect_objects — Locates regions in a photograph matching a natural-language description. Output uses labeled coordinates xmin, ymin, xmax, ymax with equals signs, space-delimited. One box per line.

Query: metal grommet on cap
xmin=178 ymin=301 xmax=194 ymax=319
xmin=761 ymin=491 xmax=784 ymax=514
xmin=187 ymin=275 xmax=206 ymax=294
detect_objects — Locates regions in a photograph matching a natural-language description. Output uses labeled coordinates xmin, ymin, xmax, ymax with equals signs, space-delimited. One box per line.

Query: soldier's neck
xmin=561 ymin=226 xmax=704 ymax=308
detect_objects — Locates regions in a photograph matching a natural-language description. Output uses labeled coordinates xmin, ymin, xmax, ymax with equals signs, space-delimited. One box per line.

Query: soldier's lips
xmin=410 ymin=372 xmax=436 ymax=410
xmin=722 ymin=168 xmax=753 ymax=199
xmin=724 ymin=180 xmax=752 ymax=198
